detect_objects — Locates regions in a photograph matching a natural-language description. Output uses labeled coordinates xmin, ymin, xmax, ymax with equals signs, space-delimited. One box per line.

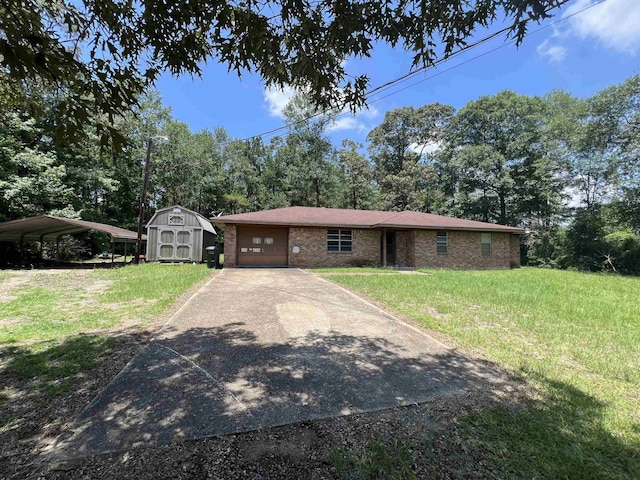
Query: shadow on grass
xmin=1 ymin=336 xmax=117 ymax=402
xmin=0 ymin=330 xmax=149 ymax=479
xmin=460 ymin=374 xmax=639 ymax=480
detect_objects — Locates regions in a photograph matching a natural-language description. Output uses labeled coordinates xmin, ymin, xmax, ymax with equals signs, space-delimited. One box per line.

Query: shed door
xmin=158 ymin=228 xmax=193 ymax=261
xmin=237 ymin=227 xmax=288 ymax=266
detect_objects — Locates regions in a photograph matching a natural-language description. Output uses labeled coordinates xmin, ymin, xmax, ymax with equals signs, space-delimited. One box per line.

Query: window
xmin=264 ymin=237 xmax=274 ymax=245
xmin=168 ymin=214 xmax=185 ymax=225
xmin=436 ymin=231 xmax=448 ymax=254
xmin=481 ymin=233 xmax=492 ymax=254
xmin=327 ymin=229 xmax=352 ymax=252
xmin=252 ymin=237 xmax=262 ymax=245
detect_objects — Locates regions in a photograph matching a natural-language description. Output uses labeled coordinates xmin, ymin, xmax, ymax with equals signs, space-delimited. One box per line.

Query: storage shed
xmin=145 ymin=205 xmax=216 ymax=262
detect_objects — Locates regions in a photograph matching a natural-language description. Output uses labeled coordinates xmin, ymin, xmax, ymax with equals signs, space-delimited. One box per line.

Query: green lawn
xmin=0 ymin=264 xmax=212 ymax=411
xmin=323 ymin=268 xmax=640 ymax=479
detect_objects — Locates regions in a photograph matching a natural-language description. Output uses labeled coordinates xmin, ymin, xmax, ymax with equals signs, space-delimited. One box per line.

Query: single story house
xmin=213 ymin=206 xmax=524 ymax=269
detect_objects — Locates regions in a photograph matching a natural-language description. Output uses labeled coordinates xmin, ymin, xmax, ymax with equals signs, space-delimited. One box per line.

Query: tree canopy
xmin=0 ymin=0 xmax=566 ymax=145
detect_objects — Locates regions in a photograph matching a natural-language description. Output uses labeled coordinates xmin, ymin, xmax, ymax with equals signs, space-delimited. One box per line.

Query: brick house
xmin=212 ymin=206 xmax=524 ymax=269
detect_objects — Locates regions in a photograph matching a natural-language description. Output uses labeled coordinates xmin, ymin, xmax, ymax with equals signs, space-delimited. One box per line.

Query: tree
xmin=336 ymin=140 xmax=375 ymax=210
xmin=278 ymin=94 xmax=340 ymax=207
xmin=368 ymin=104 xmax=453 ymax=211
xmin=151 ymin=123 xmax=228 ymax=215
xmin=444 ymin=91 xmax=560 ymax=226
xmin=0 ymin=112 xmax=74 ymax=220
xmin=224 ymin=138 xmax=271 ymax=212
xmin=0 ymin=0 xmax=567 ymax=145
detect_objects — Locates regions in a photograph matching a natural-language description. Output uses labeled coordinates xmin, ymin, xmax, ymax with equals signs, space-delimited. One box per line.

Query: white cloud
xmin=409 ymin=141 xmax=443 ymax=157
xmin=564 ymin=0 xmax=640 ymax=54
xmin=263 ymin=86 xmax=297 ymax=118
xmin=263 ymin=85 xmax=380 ymax=132
xmin=537 ymin=39 xmax=568 ymax=63
xmin=536 ymin=0 xmax=640 ymax=63
xmin=328 ymin=104 xmax=380 ymax=133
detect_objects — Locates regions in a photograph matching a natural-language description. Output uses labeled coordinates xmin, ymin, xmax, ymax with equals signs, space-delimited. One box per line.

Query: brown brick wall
xmin=413 ymin=230 xmax=520 ymax=269
xmin=222 ymin=223 xmax=521 ymax=269
xmin=288 ymin=228 xmax=381 ymax=268
xmin=223 ymin=225 xmax=237 ymax=267
xmin=509 ymin=234 xmax=521 ymax=268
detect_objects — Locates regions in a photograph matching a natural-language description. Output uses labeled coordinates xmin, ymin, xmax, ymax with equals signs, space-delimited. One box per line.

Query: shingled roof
xmin=213 ymin=207 xmax=524 ymax=234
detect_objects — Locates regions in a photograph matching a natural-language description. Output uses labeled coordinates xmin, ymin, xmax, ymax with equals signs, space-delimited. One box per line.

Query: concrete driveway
xmin=55 ymin=268 xmax=505 ymax=457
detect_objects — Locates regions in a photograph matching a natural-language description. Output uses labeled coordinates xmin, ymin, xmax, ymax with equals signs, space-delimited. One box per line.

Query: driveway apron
xmin=54 ymin=268 xmax=505 ymax=457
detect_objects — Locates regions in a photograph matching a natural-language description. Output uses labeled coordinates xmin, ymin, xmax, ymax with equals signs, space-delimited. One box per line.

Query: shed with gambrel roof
xmin=145 ymin=205 xmax=216 ymax=263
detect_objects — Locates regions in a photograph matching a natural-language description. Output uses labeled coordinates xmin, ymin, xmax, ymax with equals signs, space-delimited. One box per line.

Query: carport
xmin=0 ymin=215 xmax=143 ymax=265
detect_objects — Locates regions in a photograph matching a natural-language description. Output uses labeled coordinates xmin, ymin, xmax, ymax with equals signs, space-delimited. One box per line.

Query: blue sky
xmin=155 ymin=0 xmax=640 ymax=147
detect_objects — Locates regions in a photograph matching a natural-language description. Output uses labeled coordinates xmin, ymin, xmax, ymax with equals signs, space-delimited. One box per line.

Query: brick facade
xmin=288 ymin=228 xmax=380 ymax=268
xmin=223 ymin=224 xmax=521 ymax=269
xmin=223 ymin=225 xmax=237 ymax=267
xmin=413 ymin=230 xmax=520 ymax=269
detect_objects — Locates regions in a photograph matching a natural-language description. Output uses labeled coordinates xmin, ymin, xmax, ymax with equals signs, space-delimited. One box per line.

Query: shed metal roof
xmin=213 ymin=206 xmax=525 ymax=234
xmin=0 ymin=216 xmax=143 ymax=243
xmin=146 ymin=205 xmax=216 ymax=234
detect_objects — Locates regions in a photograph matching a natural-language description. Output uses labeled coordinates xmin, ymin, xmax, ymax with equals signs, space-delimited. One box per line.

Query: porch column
xmin=382 ymin=228 xmax=387 ymax=268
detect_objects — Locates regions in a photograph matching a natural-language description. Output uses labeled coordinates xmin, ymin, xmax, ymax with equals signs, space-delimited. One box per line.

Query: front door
xmin=381 ymin=230 xmax=396 ymax=266
xmin=237 ymin=227 xmax=288 ymax=266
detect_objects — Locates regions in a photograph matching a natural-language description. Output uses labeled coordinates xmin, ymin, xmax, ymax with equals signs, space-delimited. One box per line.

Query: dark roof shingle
xmin=213 ymin=207 xmax=524 ymax=234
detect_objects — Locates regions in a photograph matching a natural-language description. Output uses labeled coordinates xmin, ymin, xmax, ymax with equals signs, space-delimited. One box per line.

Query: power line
xmin=366 ymin=0 xmax=609 ymax=105
xmin=243 ymin=27 xmax=516 ymax=141
xmin=243 ymin=0 xmax=609 ymax=142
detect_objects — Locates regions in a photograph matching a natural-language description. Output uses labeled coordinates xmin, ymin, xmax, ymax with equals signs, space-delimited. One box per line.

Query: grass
xmin=0 ymin=264 xmax=212 ymax=343
xmin=312 ymin=267 xmax=398 ymax=273
xmin=82 ymin=255 xmax=135 ymax=264
xmin=333 ymin=438 xmax=416 ymax=480
xmin=0 ymin=264 xmax=212 ymax=415
xmin=324 ymin=268 xmax=640 ymax=479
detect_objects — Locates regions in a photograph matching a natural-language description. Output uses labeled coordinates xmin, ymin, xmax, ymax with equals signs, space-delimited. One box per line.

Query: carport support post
xmin=39 ymin=233 xmax=46 ymax=262
xmin=56 ymin=235 xmax=61 ymax=262
xmin=19 ymin=233 xmax=25 ymax=266
xmin=123 ymin=240 xmax=127 ymax=264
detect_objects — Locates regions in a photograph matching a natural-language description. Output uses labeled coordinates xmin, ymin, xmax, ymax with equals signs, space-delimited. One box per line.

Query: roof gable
xmin=146 ymin=205 xmax=216 ymax=234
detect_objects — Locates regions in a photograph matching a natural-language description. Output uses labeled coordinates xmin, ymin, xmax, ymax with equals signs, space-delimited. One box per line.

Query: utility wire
xmin=366 ymin=0 xmax=608 ymax=105
xmin=242 ymin=0 xmax=609 ymax=142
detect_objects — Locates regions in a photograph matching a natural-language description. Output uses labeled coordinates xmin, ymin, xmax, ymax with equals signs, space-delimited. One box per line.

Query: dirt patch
xmin=31 ymin=380 xmax=532 ymax=480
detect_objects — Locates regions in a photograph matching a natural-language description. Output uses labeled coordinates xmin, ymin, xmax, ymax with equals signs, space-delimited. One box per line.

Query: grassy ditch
xmin=323 ymin=268 xmax=640 ymax=479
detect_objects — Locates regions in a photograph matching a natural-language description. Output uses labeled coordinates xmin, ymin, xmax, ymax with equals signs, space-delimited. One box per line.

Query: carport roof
xmin=213 ymin=206 xmax=525 ymax=234
xmin=0 ymin=216 xmax=143 ymax=243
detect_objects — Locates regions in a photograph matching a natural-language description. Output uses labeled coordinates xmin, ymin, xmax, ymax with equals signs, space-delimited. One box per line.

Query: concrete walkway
xmin=54 ymin=268 xmax=505 ymax=457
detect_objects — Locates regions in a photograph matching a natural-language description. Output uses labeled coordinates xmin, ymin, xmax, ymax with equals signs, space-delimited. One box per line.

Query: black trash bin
xmin=205 ymin=245 xmax=220 ymax=269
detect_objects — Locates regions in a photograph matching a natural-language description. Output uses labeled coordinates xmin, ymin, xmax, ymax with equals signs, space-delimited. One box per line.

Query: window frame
xmin=481 ymin=233 xmax=492 ymax=255
xmin=327 ymin=229 xmax=353 ymax=253
xmin=436 ymin=231 xmax=448 ymax=254
xmin=168 ymin=214 xmax=185 ymax=226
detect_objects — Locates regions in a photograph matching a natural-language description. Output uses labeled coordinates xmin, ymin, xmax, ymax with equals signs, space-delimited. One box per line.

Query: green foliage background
xmin=1 ymin=71 xmax=638 ymax=273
